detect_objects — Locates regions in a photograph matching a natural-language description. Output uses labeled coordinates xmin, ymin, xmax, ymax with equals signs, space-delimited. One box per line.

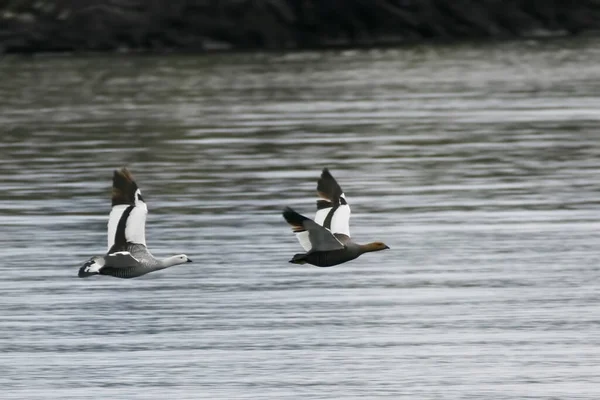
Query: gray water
xmin=1 ymin=37 xmax=600 ymax=399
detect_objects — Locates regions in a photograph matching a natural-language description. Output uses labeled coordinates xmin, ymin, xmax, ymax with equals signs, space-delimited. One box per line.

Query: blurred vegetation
xmin=1 ymin=0 xmax=600 ymax=53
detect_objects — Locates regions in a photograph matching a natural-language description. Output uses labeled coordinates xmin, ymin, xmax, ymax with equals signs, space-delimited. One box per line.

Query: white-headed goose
xmin=78 ymin=168 xmax=192 ymax=279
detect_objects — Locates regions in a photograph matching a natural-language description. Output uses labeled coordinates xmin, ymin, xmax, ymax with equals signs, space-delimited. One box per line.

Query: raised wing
xmin=107 ymin=168 xmax=147 ymax=252
xmin=314 ymin=168 xmax=351 ymax=237
xmin=283 ymin=207 xmax=344 ymax=252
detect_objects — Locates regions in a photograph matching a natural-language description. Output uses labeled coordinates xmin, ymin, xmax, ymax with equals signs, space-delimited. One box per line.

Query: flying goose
xmin=283 ymin=168 xmax=389 ymax=267
xmin=78 ymin=168 xmax=192 ymax=279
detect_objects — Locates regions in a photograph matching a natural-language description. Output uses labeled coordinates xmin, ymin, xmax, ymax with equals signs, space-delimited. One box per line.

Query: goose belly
xmin=99 ymin=266 xmax=152 ymax=279
xmin=305 ymin=249 xmax=357 ymax=267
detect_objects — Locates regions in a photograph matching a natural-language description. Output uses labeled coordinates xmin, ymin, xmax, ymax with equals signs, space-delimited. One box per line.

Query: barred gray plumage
xmin=78 ymin=168 xmax=192 ymax=279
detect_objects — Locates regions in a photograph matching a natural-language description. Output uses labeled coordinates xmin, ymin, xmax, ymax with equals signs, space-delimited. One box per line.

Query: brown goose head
xmin=360 ymin=242 xmax=390 ymax=253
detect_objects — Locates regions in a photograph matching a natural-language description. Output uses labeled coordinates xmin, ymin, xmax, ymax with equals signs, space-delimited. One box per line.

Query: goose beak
xmin=187 ymin=258 xmax=193 ymax=263
xmin=384 ymin=245 xmax=390 ymax=250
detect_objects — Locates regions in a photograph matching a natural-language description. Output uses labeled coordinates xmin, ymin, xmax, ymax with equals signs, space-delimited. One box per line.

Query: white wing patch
xmin=314 ymin=195 xmax=351 ymax=237
xmin=125 ymin=202 xmax=147 ymax=246
xmin=330 ymin=204 xmax=350 ymax=237
xmin=295 ymin=231 xmax=312 ymax=251
xmin=314 ymin=208 xmax=330 ymax=227
xmin=107 ymin=199 xmax=148 ymax=251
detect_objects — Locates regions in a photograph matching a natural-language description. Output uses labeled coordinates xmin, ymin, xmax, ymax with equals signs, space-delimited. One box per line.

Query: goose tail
xmin=289 ymin=253 xmax=308 ymax=264
xmin=78 ymin=256 xmax=104 ymax=278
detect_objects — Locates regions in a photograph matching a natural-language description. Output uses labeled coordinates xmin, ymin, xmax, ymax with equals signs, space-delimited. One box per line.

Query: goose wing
xmin=107 ymin=168 xmax=148 ymax=253
xmin=104 ymin=251 xmax=143 ymax=268
xmin=314 ymin=168 xmax=351 ymax=238
xmin=283 ymin=207 xmax=344 ymax=252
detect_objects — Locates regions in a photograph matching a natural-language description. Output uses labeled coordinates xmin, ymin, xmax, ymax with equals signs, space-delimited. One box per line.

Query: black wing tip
xmin=111 ymin=167 xmax=139 ymax=206
xmin=317 ymin=167 xmax=343 ymax=203
xmin=282 ymin=207 xmax=308 ymax=222
xmin=319 ymin=168 xmax=336 ymax=184
xmin=283 ymin=207 xmax=309 ymax=232
xmin=113 ymin=167 xmax=135 ymax=184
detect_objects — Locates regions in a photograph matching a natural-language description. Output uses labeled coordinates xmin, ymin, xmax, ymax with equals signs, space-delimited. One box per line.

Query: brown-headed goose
xmin=283 ymin=168 xmax=389 ymax=267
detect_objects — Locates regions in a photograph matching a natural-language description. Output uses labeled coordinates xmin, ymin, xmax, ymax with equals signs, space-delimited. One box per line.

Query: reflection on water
xmin=1 ymin=38 xmax=600 ymax=399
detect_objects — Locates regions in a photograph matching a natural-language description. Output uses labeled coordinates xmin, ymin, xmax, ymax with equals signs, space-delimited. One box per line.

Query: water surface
xmin=1 ymin=38 xmax=600 ymax=399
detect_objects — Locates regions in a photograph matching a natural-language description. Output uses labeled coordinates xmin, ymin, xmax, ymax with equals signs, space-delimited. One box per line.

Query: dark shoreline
xmin=1 ymin=1 xmax=600 ymax=55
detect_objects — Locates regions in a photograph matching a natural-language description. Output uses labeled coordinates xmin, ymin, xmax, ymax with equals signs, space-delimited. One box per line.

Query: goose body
xmin=283 ymin=168 xmax=389 ymax=267
xmin=78 ymin=168 xmax=191 ymax=279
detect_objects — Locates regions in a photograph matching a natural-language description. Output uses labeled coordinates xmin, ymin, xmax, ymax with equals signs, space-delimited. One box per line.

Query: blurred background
xmin=1 ymin=2 xmax=600 ymax=400
xmin=1 ymin=1 xmax=600 ymax=52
